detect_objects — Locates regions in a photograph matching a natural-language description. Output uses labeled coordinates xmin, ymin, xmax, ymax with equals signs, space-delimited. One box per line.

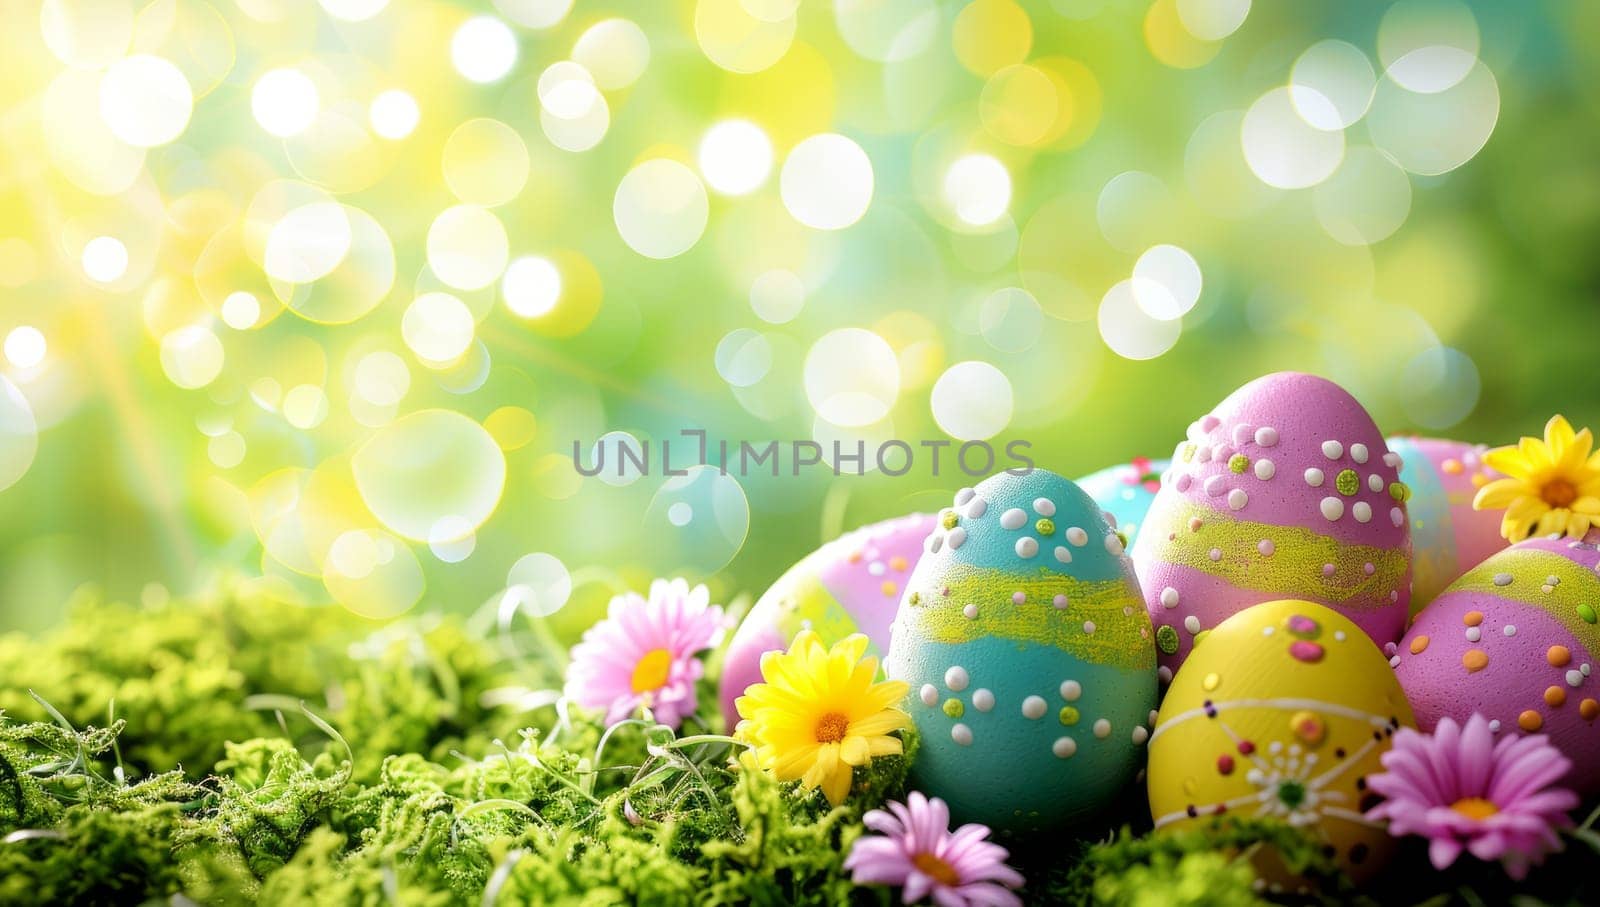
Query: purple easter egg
xmin=1394 ymin=530 xmax=1600 ymax=793
xmin=1132 ymin=373 xmax=1413 ymax=680
xmin=717 ymin=512 xmax=937 ymax=727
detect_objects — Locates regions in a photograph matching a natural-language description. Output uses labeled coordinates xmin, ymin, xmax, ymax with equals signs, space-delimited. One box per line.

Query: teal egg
xmin=885 ymin=468 xmax=1158 ymax=833
xmin=1074 ymin=457 xmax=1169 ymax=554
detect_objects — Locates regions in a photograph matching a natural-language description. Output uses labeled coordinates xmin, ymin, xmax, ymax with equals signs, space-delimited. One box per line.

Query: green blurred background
xmin=1 ymin=0 xmax=1597 ymax=637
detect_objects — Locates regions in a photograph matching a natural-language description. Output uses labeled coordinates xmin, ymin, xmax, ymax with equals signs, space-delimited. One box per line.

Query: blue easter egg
xmin=885 ymin=468 xmax=1158 ymax=833
xmin=1074 ymin=458 xmax=1169 ymax=554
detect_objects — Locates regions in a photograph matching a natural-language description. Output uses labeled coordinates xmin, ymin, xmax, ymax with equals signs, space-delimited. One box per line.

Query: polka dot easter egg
xmin=1386 ymin=436 xmax=1506 ymax=613
xmin=1147 ymin=600 xmax=1414 ymax=884
xmin=1393 ymin=530 xmax=1600 ymax=793
xmin=1132 ymin=372 xmax=1412 ymax=680
xmin=717 ymin=512 xmax=936 ymax=727
xmin=1075 ymin=456 xmax=1169 ymax=554
xmin=885 ymin=468 xmax=1157 ymax=833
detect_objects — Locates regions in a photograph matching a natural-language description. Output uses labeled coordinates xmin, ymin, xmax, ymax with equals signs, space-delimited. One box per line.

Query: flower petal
xmin=1474 ymin=478 xmax=1529 ymax=511
xmin=1428 ymin=836 xmax=1463 ymax=870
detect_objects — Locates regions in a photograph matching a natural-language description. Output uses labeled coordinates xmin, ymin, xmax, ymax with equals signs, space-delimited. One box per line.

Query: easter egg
xmin=1147 ymin=600 xmax=1415 ymax=882
xmin=885 ymin=468 xmax=1157 ymax=833
xmin=1386 ymin=436 xmax=1506 ymax=612
xmin=1393 ymin=530 xmax=1600 ymax=793
xmin=1075 ymin=457 xmax=1169 ymax=553
xmin=1132 ymin=373 xmax=1412 ymax=679
xmin=717 ymin=512 xmax=936 ymax=727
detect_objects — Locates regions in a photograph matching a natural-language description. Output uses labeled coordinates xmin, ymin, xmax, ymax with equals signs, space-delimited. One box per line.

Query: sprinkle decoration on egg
xmin=1075 ymin=456 xmax=1169 ymax=554
xmin=1132 ymin=373 xmax=1412 ymax=679
xmin=1386 ymin=437 xmax=1506 ymax=612
xmin=1147 ymin=599 xmax=1415 ymax=884
xmin=1394 ymin=529 xmax=1600 ymax=793
xmin=717 ymin=512 xmax=936 ymax=727
xmin=885 ymin=468 xmax=1157 ymax=834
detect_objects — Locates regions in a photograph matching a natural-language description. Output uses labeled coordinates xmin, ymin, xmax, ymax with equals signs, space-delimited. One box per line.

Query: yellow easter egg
xmin=1147 ymin=599 xmax=1414 ymax=883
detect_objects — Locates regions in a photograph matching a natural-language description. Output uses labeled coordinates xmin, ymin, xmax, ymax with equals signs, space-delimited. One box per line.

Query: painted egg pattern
xmin=1387 ymin=436 xmax=1506 ymax=612
xmin=1132 ymin=372 xmax=1413 ymax=680
xmin=717 ymin=512 xmax=936 ymax=726
xmin=1147 ymin=600 xmax=1415 ymax=883
xmin=1393 ymin=530 xmax=1600 ymax=793
xmin=1075 ymin=456 xmax=1169 ymax=554
xmin=885 ymin=469 xmax=1157 ymax=833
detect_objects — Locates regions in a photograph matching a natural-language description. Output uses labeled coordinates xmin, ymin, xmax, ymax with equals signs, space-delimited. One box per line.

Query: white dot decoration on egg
xmin=944 ymin=665 xmax=969 ymax=692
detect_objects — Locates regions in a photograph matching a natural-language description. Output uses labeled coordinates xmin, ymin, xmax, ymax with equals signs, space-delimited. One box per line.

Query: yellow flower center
xmin=814 ymin=712 xmax=850 ymax=743
xmin=912 ymin=852 xmax=961 ymax=887
xmin=630 ymin=648 xmax=672 ymax=693
xmin=1450 ymin=797 xmax=1499 ymax=821
xmin=1542 ymin=478 xmax=1578 ymax=508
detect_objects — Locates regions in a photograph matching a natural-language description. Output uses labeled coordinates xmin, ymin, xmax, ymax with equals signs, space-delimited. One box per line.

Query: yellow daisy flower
xmin=734 ymin=630 xmax=910 ymax=806
xmin=1473 ymin=415 xmax=1600 ymax=541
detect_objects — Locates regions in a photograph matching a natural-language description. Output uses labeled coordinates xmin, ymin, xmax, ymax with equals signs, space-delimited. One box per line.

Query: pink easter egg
xmin=1394 ymin=530 xmax=1600 ymax=793
xmin=717 ymin=512 xmax=936 ymax=727
xmin=1132 ymin=373 xmax=1413 ymax=680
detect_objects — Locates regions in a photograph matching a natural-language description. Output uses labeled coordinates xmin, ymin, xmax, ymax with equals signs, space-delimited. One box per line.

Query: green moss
xmin=0 ymin=586 xmax=1576 ymax=905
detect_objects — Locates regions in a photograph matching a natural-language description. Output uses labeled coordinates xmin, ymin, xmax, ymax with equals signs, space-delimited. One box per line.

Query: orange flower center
xmin=814 ymin=712 xmax=849 ymax=743
xmin=630 ymin=648 xmax=672 ymax=693
xmin=1450 ymin=797 xmax=1499 ymax=821
xmin=912 ymin=852 xmax=961 ymax=887
xmin=1543 ymin=478 xmax=1578 ymax=508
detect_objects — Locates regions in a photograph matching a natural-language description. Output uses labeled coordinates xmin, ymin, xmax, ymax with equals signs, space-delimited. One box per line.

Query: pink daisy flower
xmin=844 ymin=791 xmax=1025 ymax=907
xmin=1364 ymin=713 xmax=1579 ymax=879
xmin=563 ymin=578 xmax=724 ymax=729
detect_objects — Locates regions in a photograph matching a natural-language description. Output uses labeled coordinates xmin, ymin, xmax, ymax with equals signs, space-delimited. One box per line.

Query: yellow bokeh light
xmin=1145 ymin=0 xmax=1222 ymax=69
xmin=41 ymin=0 xmax=133 ymax=68
xmin=1033 ymin=56 xmax=1101 ymax=149
xmin=484 ymin=405 xmax=538 ymax=451
xmin=951 ymin=0 xmax=1033 ymax=78
xmin=442 ymin=118 xmax=530 ymax=207
xmin=695 ymin=0 xmax=796 ymax=74
xmin=980 ymin=64 xmax=1060 ymax=146
xmin=520 ymin=249 xmax=602 ymax=337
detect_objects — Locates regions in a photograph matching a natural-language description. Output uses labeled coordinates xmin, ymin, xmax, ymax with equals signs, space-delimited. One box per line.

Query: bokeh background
xmin=1 ymin=0 xmax=1597 ymax=637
